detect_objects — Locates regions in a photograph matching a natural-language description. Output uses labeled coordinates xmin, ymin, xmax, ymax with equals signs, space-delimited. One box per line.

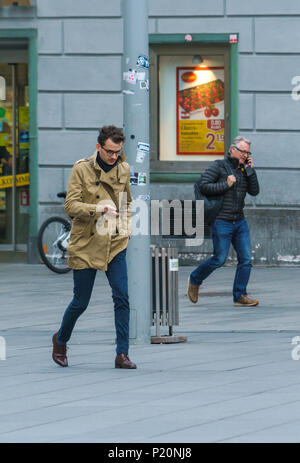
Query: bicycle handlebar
xmin=57 ymin=191 xmax=67 ymax=199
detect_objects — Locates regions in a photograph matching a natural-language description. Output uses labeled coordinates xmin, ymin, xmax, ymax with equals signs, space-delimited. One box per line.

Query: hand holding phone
xmin=245 ymin=155 xmax=253 ymax=168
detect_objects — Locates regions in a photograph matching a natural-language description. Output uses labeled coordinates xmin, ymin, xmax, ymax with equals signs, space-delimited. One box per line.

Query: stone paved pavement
xmin=0 ymin=263 xmax=300 ymax=443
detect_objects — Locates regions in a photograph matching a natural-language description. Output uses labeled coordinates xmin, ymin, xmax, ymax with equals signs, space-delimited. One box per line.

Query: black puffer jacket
xmin=200 ymin=153 xmax=260 ymax=222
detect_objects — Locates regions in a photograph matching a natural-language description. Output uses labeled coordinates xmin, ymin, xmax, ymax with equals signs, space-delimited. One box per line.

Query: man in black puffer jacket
xmin=187 ymin=136 xmax=260 ymax=307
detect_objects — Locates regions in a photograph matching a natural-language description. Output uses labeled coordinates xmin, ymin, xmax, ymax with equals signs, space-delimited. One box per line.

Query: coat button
xmin=91 ymin=232 xmax=95 ymax=236
xmin=96 ymin=195 xmax=100 ymax=199
xmin=96 ymin=181 xmax=100 ymax=185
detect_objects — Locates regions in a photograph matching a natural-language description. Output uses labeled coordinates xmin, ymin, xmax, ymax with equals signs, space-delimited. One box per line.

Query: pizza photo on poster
xmin=176 ymin=67 xmax=225 ymax=155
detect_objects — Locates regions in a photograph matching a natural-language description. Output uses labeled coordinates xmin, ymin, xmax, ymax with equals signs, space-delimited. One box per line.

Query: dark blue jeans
xmin=190 ymin=218 xmax=252 ymax=302
xmin=57 ymin=249 xmax=130 ymax=355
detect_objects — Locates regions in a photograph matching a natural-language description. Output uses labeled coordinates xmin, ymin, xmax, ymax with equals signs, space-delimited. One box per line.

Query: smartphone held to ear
xmin=245 ymin=156 xmax=251 ymax=168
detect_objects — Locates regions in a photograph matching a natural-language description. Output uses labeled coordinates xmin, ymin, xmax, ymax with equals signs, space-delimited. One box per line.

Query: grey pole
xmin=122 ymin=0 xmax=151 ymax=345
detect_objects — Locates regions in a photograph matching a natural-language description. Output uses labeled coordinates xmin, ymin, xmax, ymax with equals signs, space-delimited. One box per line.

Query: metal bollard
xmin=150 ymin=245 xmax=187 ymax=344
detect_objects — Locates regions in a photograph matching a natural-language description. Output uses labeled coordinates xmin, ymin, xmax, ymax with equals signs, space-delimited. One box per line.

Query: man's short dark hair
xmin=98 ymin=125 xmax=126 ymax=146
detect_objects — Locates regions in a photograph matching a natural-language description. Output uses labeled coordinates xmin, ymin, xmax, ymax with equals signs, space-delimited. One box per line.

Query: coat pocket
xmin=70 ymin=217 xmax=91 ymax=236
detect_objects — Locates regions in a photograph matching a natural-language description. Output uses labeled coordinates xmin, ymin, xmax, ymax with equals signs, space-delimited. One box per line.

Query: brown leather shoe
xmin=187 ymin=277 xmax=199 ymax=304
xmin=115 ymin=353 xmax=137 ymax=369
xmin=234 ymin=295 xmax=259 ymax=307
xmin=52 ymin=332 xmax=68 ymax=367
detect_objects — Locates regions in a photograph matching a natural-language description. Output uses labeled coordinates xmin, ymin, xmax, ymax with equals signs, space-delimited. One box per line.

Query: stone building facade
xmin=0 ymin=0 xmax=299 ymax=264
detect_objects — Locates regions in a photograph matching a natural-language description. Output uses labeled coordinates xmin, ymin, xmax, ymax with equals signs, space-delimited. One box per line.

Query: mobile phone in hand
xmin=245 ymin=156 xmax=251 ymax=167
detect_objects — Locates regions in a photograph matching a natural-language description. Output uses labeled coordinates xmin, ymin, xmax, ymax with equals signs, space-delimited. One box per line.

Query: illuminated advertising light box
xmin=177 ymin=67 xmax=225 ymax=155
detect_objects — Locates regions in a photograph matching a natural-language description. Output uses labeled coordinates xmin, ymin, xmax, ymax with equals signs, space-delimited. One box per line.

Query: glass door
xmin=0 ymin=63 xmax=30 ymax=250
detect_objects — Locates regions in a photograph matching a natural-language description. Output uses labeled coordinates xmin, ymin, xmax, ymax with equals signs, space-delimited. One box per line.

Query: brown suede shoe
xmin=52 ymin=332 xmax=68 ymax=367
xmin=115 ymin=353 xmax=137 ymax=369
xmin=187 ymin=278 xmax=199 ymax=304
xmin=234 ymin=295 xmax=259 ymax=307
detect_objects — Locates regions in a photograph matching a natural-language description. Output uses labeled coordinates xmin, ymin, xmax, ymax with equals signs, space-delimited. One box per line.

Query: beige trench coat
xmin=65 ymin=151 xmax=132 ymax=270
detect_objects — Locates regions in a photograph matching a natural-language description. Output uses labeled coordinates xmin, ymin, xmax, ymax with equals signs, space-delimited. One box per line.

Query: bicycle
xmin=37 ymin=191 xmax=72 ymax=274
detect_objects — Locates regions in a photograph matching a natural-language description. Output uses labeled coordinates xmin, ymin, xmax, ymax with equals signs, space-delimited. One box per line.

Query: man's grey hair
xmin=230 ymin=135 xmax=251 ymax=150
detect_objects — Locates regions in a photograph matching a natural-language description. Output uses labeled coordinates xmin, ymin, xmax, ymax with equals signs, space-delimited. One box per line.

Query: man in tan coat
xmin=52 ymin=126 xmax=136 ymax=369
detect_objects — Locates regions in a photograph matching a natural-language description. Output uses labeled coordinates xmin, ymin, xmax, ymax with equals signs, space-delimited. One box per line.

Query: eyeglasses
xmin=101 ymin=146 xmax=122 ymax=157
xmin=234 ymin=146 xmax=252 ymax=156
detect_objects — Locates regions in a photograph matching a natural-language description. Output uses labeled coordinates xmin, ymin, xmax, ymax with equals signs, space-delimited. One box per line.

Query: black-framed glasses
xmin=101 ymin=146 xmax=122 ymax=157
xmin=234 ymin=146 xmax=252 ymax=156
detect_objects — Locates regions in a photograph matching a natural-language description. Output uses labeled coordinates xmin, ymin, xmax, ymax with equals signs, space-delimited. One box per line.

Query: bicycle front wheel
xmin=38 ymin=216 xmax=72 ymax=274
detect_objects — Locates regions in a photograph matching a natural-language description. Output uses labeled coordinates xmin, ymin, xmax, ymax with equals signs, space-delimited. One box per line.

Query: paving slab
xmin=0 ymin=263 xmax=300 ymax=443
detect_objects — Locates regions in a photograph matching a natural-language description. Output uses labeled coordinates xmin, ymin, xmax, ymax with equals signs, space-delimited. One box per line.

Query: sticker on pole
xmin=136 ymin=142 xmax=150 ymax=163
xmin=19 ymin=189 xmax=30 ymax=214
xmin=138 ymin=172 xmax=146 ymax=185
xmin=136 ymin=55 xmax=149 ymax=69
xmin=130 ymin=172 xmax=147 ymax=186
xmin=137 ymin=193 xmax=150 ymax=201
xmin=136 ymin=72 xmax=146 ymax=81
xmin=123 ymin=71 xmax=137 ymax=85
xmin=169 ymin=258 xmax=179 ymax=272
xmin=140 ymin=80 xmax=149 ymax=90
xmin=138 ymin=142 xmax=149 ymax=153
xmin=185 ymin=34 xmax=193 ymax=42
xmin=136 ymin=149 xmax=146 ymax=163
xmin=229 ymin=34 xmax=238 ymax=43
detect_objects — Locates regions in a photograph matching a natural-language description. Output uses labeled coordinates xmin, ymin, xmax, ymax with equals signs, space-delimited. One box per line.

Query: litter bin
xmin=150 ymin=245 xmax=187 ymax=344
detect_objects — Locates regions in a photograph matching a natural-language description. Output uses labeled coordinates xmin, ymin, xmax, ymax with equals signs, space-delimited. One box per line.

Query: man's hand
xmin=227 ymin=175 xmax=236 ymax=187
xmin=96 ymin=204 xmax=119 ymax=217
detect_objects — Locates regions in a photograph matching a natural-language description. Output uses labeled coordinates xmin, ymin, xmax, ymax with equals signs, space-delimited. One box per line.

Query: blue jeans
xmin=190 ymin=218 xmax=252 ymax=302
xmin=57 ymin=249 xmax=130 ymax=355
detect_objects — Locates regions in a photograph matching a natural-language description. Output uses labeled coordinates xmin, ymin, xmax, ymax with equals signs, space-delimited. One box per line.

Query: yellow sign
xmin=0 ymin=133 xmax=10 ymax=146
xmin=0 ymin=0 xmax=31 ymax=6
xmin=19 ymin=106 xmax=29 ymax=125
xmin=178 ymin=120 xmax=224 ymax=154
xmin=0 ymin=172 xmax=30 ymax=189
